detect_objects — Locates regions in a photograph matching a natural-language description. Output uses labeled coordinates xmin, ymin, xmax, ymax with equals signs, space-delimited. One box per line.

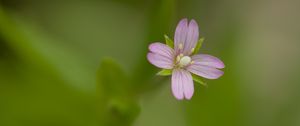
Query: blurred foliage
xmin=97 ymin=58 xmax=139 ymax=126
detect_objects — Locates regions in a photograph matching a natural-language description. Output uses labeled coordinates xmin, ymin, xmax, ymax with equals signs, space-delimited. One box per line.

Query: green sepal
xmin=193 ymin=37 xmax=205 ymax=54
xmin=164 ymin=34 xmax=174 ymax=48
xmin=156 ymin=69 xmax=172 ymax=76
xmin=191 ymin=74 xmax=207 ymax=87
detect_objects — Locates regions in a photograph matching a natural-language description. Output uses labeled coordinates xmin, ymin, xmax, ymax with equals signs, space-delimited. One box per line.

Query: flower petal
xmin=187 ymin=64 xmax=224 ymax=79
xmin=149 ymin=42 xmax=174 ymax=59
xmin=174 ymin=18 xmax=188 ymax=53
xmin=182 ymin=70 xmax=194 ymax=100
xmin=183 ymin=19 xmax=199 ymax=55
xmin=147 ymin=53 xmax=173 ymax=69
xmin=191 ymin=54 xmax=225 ymax=68
xmin=172 ymin=69 xmax=194 ymax=100
xmin=171 ymin=69 xmax=184 ymax=100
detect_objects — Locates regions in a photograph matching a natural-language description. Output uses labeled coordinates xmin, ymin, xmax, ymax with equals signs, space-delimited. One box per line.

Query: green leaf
xmin=156 ymin=69 xmax=172 ymax=76
xmin=193 ymin=37 xmax=205 ymax=54
xmin=192 ymin=74 xmax=207 ymax=87
xmin=164 ymin=34 xmax=174 ymax=48
xmin=97 ymin=58 xmax=140 ymax=126
xmin=97 ymin=58 xmax=130 ymax=95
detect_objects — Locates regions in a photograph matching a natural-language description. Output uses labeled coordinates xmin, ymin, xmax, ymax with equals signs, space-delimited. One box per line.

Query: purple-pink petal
xmin=183 ymin=19 xmax=199 ymax=55
xmin=172 ymin=69 xmax=194 ymax=100
xmin=182 ymin=70 xmax=194 ymax=100
xmin=174 ymin=18 xmax=188 ymax=53
xmin=149 ymin=42 xmax=174 ymax=59
xmin=191 ymin=54 xmax=225 ymax=68
xmin=147 ymin=53 xmax=173 ymax=69
xmin=187 ymin=64 xmax=224 ymax=79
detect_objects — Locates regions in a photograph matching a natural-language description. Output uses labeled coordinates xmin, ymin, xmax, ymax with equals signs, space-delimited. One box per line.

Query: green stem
xmin=131 ymin=0 xmax=177 ymax=93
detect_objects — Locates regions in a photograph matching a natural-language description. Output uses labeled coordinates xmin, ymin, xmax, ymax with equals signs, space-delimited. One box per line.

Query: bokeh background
xmin=1 ymin=0 xmax=300 ymax=126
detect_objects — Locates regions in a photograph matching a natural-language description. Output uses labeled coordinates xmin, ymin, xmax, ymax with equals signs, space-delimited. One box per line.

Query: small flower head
xmin=147 ymin=18 xmax=225 ymax=100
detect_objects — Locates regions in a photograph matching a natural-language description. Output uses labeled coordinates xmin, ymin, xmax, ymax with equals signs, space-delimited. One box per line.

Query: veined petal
xmin=183 ymin=19 xmax=199 ymax=55
xmin=171 ymin=69 xmax=184 ymax=100
xmin=147 ymin=53 xmax=173 ymax=69
xmin=182 ymin=70 xmax=194 ymax=100
xmin=191 ymin=54 xmax=225 ymax=68
xmin=172 ymin=69 xmax=194 ymax=100
xmin=149 ymin=42 xmax=174 ymax=59
xmin=187 ymin=64 xmax=224 ymax=79
xmin=174 ymin=18 xmax=188 ymax=53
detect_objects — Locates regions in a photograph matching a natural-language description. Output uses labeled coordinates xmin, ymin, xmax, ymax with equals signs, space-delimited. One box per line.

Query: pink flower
xmin=147 ymin=18 xmax=225 ymax=100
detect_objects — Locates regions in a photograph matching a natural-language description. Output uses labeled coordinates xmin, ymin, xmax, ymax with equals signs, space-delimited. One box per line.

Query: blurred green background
xmin=1 ymin=0 xmax=300 ymax=126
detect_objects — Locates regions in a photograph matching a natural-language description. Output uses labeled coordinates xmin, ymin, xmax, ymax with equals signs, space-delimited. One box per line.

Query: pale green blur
xmin=0 ymin=0 xmax=300 ymax=126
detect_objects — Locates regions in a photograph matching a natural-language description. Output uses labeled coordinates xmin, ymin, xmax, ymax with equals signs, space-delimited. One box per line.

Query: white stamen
xmin=179 ymin=43 xmax=183 ymax=49
xmin=176 ymin=55 xmax=181 ymax=62
xmin=179 ymin=56 xmax=191 ymax=66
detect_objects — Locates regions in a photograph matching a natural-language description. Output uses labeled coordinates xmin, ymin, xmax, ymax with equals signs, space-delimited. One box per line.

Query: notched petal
xmin=174 ymin=18 xmax=188 ymax=52
xmin=172 ymin=69 xmax=184 ymax=100
xmin=183 ymin=19 xmax=199 ymax=55
xmin=149 ymin=42 xmax=174 ymax=59
xmin=181 ymin=70 xmax=194 ymax=100
xmin=172 ymin=69 xmax=194 ymax=100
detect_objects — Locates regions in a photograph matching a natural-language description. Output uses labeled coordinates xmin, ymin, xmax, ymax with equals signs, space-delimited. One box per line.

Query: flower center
xmin=179 ymin=56 xmax=191 ymax=67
